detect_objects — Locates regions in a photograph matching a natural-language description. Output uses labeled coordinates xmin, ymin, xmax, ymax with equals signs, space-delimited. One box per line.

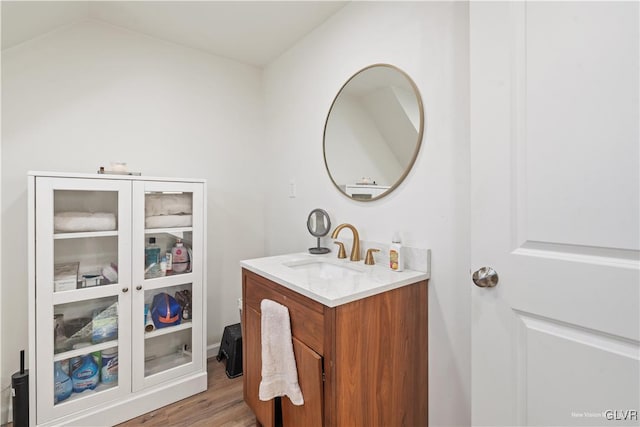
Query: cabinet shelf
xmin=143 ymin=272 xmax=194 ymax=290
xmin=53 ymin=340 xmax=118 ymax=362
xmin=52 ymin=283 xmax=119 ymax=305
xmin=54 ymin=230 xmax=118 ymax=240
xmin=144 ymin=227 xmax=192 ymax=235
xmin=145 ymin=322 xmax=192 ymax=339
xmin=55 ymin=382 xmax=118 ymax=406
xmin=145 ymin=352 xmax=192 ymax=377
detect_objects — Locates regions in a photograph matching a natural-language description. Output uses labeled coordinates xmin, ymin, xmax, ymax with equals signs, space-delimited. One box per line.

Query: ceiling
xmin=1 ymin=1 xmax=347 ymax=66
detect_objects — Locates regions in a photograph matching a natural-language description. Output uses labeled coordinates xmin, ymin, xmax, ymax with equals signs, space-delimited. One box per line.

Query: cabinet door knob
xmin=136 ymin=285 xmax=142 ymax=291
xmin=122 ymin=287 xmax=129 ymax=293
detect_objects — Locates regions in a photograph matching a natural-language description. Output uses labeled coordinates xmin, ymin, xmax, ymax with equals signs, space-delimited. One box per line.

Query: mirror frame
xmin=322 ymin=63 xmax=425 ymax=202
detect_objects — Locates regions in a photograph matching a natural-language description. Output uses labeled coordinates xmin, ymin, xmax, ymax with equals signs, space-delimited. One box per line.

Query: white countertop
xmin=240 ymin=252 xmax=429 ymax=307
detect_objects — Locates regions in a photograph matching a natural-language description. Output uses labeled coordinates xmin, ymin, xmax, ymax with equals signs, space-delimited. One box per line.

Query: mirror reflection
xmin=307 ymin=209 xmax=331 ymax=254
xmin=323 ymin=64 xmax=424 ymax=201
xmin=307 ymin=209 xmax=331 ymax=237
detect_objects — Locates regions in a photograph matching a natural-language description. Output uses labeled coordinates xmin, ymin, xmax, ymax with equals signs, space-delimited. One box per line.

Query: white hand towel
xmin=258 ymin=299 xmax=304 ymax=406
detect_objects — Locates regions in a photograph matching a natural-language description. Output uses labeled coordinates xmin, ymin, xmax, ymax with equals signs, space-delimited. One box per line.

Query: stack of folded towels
xmin=145 ymin=193 xmax=192 ymax=228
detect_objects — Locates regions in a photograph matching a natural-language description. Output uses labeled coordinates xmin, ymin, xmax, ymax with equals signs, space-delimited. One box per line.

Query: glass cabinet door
xmin=132 ymin=181 xmax=204 ymax=391
xmin=34 ymin=177 xmax=132 ymax=423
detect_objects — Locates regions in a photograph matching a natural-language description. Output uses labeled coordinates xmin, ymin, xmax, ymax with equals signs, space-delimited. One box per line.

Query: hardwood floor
xmin=117 ymin=358 xmax=255 ymax=427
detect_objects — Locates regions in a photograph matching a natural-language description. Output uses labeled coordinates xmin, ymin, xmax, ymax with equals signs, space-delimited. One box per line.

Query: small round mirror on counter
xmin=323 ymin=64 xmax=424 ymax=201
xmin=307 ymin=209 xmax=331 ymax=254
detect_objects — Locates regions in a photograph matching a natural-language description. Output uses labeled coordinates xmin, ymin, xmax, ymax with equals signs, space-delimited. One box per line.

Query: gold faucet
xmin=331 ymin=223 xmax=361 ymax=262
xmin=334 ymin=241 xmax=347 ymax=259
xmin=364 ymin=248 xmax=380 ymax=265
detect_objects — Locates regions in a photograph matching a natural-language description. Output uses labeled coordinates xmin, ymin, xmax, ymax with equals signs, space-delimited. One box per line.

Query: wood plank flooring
xmin=117 ymin=358 xmax=255 ymax=427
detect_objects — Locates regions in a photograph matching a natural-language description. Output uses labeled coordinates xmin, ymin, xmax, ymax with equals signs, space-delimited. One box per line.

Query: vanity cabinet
xmin=28 ymin=171 xmax=207 ymax=426
xmin=242 ymin=269 xmax=428 ymax=427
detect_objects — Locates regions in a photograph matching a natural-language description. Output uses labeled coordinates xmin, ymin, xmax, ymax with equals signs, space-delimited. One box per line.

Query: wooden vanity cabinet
xmin=242 ymin=268 xmax=428 ymax=427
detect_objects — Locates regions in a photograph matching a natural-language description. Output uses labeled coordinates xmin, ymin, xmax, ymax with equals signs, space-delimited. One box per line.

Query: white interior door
xmin=470 ymin=3 xmax=639 ymax=426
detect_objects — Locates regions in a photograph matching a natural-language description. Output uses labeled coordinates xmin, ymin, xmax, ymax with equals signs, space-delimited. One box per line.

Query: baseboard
xmin=1 ymin=392 xmax=10 ymax=425
xmin=207 ymin=342 xmax=220 ymax=360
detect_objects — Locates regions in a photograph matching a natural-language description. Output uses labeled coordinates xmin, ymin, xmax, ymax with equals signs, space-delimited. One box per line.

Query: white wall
xmin=0 ymin=2 xmax=3 ymax=418
xmin=1 ymin=19 xmax=266 ymax=421
xmin=263 ymin=2 xmax=470 ymax=426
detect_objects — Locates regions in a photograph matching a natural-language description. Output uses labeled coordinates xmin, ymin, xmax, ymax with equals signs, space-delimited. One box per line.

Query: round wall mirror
xmin=323 ymin=64 xmax=424 ymax=201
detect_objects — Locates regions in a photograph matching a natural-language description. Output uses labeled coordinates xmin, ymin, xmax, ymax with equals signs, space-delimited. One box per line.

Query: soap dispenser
xmin=389 ymin=232 xmax=404 ymax=272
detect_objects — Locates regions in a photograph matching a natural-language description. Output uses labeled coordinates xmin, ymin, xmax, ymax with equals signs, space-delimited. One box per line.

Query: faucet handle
xmin=365 ymin=248 xmax=380 ymax=265
xmin=334 ymin=241 xmax=347 ymax=259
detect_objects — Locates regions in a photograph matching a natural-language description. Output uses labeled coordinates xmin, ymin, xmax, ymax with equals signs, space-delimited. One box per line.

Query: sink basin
xmin=284 ymin=259 xmax=365 ymax=280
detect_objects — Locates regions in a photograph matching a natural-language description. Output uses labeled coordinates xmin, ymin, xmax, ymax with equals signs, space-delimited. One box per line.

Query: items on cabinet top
xmin=97 ymin=161 xmax=141 ymax=176
xmin=29 ymin=170 xmax=206 ymax=183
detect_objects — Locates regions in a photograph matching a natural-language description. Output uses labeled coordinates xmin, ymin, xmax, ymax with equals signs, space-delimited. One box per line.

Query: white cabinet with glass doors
xmin=28 ymin=172 xmax=207 ymax=427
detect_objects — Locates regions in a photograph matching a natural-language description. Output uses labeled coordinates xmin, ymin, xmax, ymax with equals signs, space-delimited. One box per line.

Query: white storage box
xmin=54 ymin=262 xmax=79 ymax=291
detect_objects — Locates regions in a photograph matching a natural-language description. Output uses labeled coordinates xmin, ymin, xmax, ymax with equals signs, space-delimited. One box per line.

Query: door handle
xmin=472 ymin=267 xmax=499 ymax=288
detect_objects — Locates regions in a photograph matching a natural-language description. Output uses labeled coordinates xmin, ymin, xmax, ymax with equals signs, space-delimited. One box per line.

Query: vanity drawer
xmin=243 ymin=269 xmax=325 ymax=355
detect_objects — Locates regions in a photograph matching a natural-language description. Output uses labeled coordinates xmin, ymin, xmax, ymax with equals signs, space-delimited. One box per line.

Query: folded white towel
xmin=145 ymin=194 xmax=192 ymax=217
xmin=54 ymin=212 xmax=116 ymax=232
xmin=258 ymin=299 xmax=304 ymax=406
